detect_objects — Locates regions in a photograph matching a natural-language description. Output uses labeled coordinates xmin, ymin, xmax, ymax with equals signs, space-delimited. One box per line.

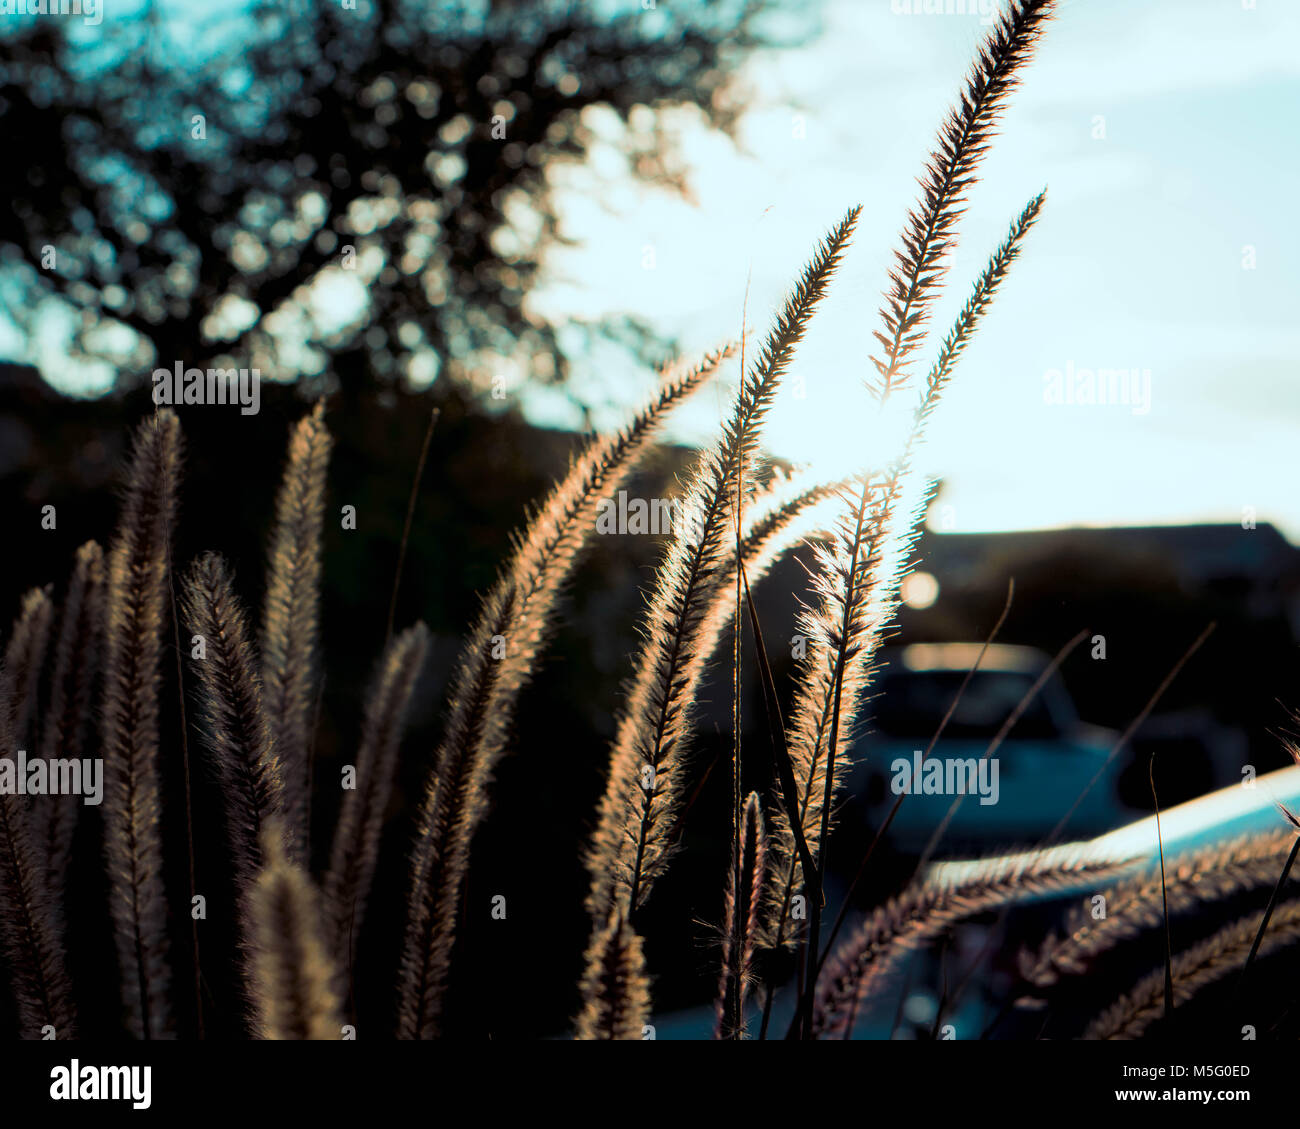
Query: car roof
xmin=885 ymin=643 xmax=1052 ymax=675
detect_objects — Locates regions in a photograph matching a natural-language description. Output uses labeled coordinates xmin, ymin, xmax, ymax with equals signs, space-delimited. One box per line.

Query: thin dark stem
xmin=1149 ymin=752 xmax=1174 ymax=1023
xmin=936 ymin=922 xmax=1004 ymax=1038
xmin=914 ymin=627 xmax=1088 ymax=874
xmin=729 ymin=278 xmax=748 ymax=1039
xmin=980 ymin=990 xmax=1018 ymax=1041
xmin=887 ymin=951 xmax=919 ymax=1040
xmin=168 ymin=497 xmax=201 ymax=1039
xmin=928 ymin=938 xmax=950 ymax=1040
xmin=784 ymin=938 xmax=807 ymax=1041
xmin=347 ymin=896 xmax=358 ymax=1027
xmin=1239 ymin=835 xmax=1300 ymax=997
xmin=1045 ymin=621 xmax=1215 ymax=846
xmin=385 ymin=406 xmax=438 ymax=649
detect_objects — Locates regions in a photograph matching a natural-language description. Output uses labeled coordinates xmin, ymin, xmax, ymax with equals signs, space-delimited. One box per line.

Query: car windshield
xmin=869 ymin=669 xmax=1063 ymax=740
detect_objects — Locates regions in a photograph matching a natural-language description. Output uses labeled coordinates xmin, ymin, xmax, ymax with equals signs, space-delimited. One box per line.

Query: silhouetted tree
xmin=0 ymin=0 xmax=806 ymax=399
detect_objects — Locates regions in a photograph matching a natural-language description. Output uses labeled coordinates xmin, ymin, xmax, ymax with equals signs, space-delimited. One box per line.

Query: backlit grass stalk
xmin=795 ymin=470 xmax=928 ymax=1037
xmin=38 ymin=541 xmax=105 ymax=890
xmin=0 ymin=693 xmax=75 ymax=1038
xmin=575 ymin=910 xmax=651 ymax=1041
xmin=761 ymin=472 xmax=916 ymax=956
xmin=869 ymin=0 xmax=1057 ymax=398
xmin=249 ymin=826 xmax=344 ymax=1040
xmin=815 ymin=851 xmax=1133 ymax=1038
xmin=397 ymin=346 xmax=731 ymax=1038
xmin=325 ymin=622 xmax=429 ymax=966
xmin=183 ymin=552 xmax=290 ymax=897
xmin=905 ymin=189 xmax=1047 ymax=455
xmin=100 ymin=409 xmax=181 ymax=1041
xmin=715 ymin=792 xmax=766 ymax=1040
xmin=1019 ymin=831 xmax=1295 ymax=993
xmin=782 ymin=14 xmax=1057 ymax=1019
xmin=583 ymin=210 xmax=860 ymax=947
xmin=1083 ymin=898 xmax=1300 ymax=1040
xmin=2 ymin=585 xmax=53 ymax=752
xmin=262 ymin=400 xmax=332 ymax=849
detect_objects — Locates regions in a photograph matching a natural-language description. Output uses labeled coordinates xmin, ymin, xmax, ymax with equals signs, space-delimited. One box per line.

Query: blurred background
xmin=1 ymin=0 xmax=1297 ymax=1039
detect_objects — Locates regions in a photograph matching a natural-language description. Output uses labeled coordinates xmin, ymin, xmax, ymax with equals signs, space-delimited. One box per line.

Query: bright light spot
xmin=901 ymin=570 xmax=939 ymax=610
xmin=903 ymin=992 xmax=938 ymax=1025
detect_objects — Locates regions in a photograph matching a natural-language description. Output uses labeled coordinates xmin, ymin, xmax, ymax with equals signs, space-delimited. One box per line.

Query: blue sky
xmin=6 ymin=0 xmax=1297 ymax=538
xmin=527 ymin=0 xmax=1300 ymax=538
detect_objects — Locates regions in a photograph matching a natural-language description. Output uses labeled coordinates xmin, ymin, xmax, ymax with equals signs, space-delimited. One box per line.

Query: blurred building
xmin=919 ymin=523 xmax=1300 ymax=636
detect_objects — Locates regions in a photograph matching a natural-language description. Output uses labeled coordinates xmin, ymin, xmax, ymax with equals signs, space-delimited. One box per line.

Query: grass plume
xmin=785 ymin=10 xmax=1060 ymax=1024
xmin=100 ymin=409 xmax=181 ymax=1041
xmin=398 ymin=346 xmax=730 ymax=1038
xmin=575 ymin=910 xmax=651 ymax=1041
xmin=182 ymin=552 xmax=290 ymax=893
xmin=248 ymin=826 xmax=344 ymax=1040
xmin=37 ymin=542 xmax=105 ymax=889
xmin=907 ymin=189 xmax=1047 ymax=444
xmin=716 ymin=792 xmax=766 ymax=1040
xmin=262 ymin=400 xmax=332 ymax=847
xmin=324 ymin=622 xmax=429 ymax=966
xmin=761 ymin=473 xmax=920 ymax=955
xmin=0 ymin=672 xmax=75 ymax=1038
xmin=2 ymin=585 xmax=54 ymax=753
xmin=1019 ymin=831 xmax=1296 ymax=995
xmin=815 ymin=850 xmax=1134 ymax=1038
xmin=584 ymin=210 xmax=860 ymax=950
xmin=1083 ymin=898 xmax=1300 ymax=1040
xmin=869 ymin=0 xmax=1057 ymax=398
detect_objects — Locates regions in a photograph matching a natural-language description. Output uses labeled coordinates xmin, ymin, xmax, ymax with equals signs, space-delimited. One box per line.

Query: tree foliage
xmin=0 ymin=0 xmax=803 ymax=396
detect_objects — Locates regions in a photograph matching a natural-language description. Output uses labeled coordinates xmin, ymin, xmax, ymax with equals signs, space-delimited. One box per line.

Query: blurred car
xmin=844 ymin=643 xmax=1140 ymax=854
